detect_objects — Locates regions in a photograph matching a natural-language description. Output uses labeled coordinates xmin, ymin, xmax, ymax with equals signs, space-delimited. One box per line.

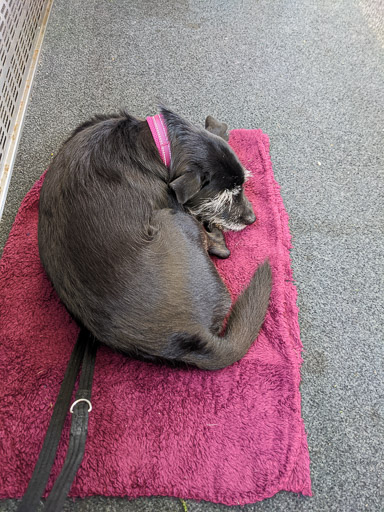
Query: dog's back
xmin=39 ymin=112 xmax=167 ymax=309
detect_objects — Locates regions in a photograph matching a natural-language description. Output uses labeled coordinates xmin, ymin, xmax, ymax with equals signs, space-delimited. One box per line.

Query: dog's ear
xmin=159 ymin=105 xmax=193 ymax=140
xmin=169 ymin=171 xmax=202 ymax=204
xmin=205 ymin=115 xmax=229 ymax=141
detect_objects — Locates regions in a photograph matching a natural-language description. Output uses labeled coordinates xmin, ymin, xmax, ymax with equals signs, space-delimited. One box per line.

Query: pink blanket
xmin=0 ymin=130 xmax=311 ymax=505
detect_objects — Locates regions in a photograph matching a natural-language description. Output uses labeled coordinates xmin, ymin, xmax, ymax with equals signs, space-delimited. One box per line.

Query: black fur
xmin=38 ymin=107 xmax=272 ymax=370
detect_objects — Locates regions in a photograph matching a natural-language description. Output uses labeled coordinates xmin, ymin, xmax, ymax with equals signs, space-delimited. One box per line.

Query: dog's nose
xmin=243 ymin=211 xmax=256 ymax=225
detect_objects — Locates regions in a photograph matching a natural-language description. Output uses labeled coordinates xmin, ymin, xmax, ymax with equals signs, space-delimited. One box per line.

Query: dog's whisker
xmin=243 ymin=167 xmax=252 ymax=181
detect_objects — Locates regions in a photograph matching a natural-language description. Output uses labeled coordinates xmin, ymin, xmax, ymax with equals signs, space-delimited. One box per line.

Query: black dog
xmin=38 ymin=107 xmax=272 ymax=370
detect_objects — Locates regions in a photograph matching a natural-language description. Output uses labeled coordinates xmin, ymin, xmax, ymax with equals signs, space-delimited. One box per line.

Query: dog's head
xmin=161 ymin=107 xmax=256 ymax=231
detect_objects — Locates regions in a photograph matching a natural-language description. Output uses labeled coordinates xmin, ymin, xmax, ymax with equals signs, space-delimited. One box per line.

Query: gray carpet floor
xmin=1 ymin=0 xmax=383 ymax=510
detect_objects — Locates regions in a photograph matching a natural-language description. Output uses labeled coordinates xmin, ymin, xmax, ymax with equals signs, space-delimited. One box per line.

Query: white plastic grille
xmin=0 ymin=0 xmax=47 ymax=165
xmin=0 ymin=0 xmax=52 ymax=218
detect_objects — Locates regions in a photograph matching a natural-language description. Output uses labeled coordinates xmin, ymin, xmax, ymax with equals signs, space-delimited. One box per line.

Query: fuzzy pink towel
xmin=0 ymin=130 xmax=311 ymax=505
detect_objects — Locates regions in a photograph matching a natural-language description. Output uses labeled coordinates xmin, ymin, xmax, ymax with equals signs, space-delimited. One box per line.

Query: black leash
xmin=17 ymin=328 xmax=98 ymax=512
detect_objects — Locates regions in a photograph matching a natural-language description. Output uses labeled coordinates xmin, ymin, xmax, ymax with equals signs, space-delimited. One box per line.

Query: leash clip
xmin=70 ymin=398 xmax=92 ymax=413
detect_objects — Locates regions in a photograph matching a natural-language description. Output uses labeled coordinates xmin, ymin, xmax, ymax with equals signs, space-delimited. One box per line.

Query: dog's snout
xmin=242 ymin=211 xmax=257 ymax=225
xmin=239 ymin=196 xmax=256 ymax=226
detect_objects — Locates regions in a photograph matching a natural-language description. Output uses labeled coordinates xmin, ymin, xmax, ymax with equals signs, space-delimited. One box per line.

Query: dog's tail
xmin=170 ymin=260 xmax=272 ymax=370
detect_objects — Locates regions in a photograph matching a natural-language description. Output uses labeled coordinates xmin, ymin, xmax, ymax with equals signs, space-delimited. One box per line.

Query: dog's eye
xmin=201 ymin=174 xmax=210 ymax=187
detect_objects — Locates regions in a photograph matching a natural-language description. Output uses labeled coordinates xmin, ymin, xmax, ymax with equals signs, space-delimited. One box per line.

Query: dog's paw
xmin=208 ymin=245 xmax=231 ymax=259
xmin=204 ymin=225 xmax=231 ymax=259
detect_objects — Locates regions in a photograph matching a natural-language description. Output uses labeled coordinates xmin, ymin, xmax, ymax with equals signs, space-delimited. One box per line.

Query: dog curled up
xmin=38 ymin=107 xmax=272 ymax=370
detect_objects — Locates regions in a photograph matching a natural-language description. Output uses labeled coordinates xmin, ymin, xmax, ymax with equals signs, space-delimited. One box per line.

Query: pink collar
xmin=146 ymin=113 xmax=172 ymax=167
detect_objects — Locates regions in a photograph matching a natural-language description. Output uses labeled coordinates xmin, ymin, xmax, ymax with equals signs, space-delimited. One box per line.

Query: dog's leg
xmin=146 ymin=209 xmax=272 ymax=370
xmin=164 ymin=260 xmax=272 ymax=370
xmin=204 ymin=225 xmax=230 ymax=259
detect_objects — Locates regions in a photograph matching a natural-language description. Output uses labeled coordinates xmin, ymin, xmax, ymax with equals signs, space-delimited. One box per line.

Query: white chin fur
xmin=192 ymin=212 xmax=247 ymax=232
xmin=222 ymin=223 xmax=248 ymax=232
